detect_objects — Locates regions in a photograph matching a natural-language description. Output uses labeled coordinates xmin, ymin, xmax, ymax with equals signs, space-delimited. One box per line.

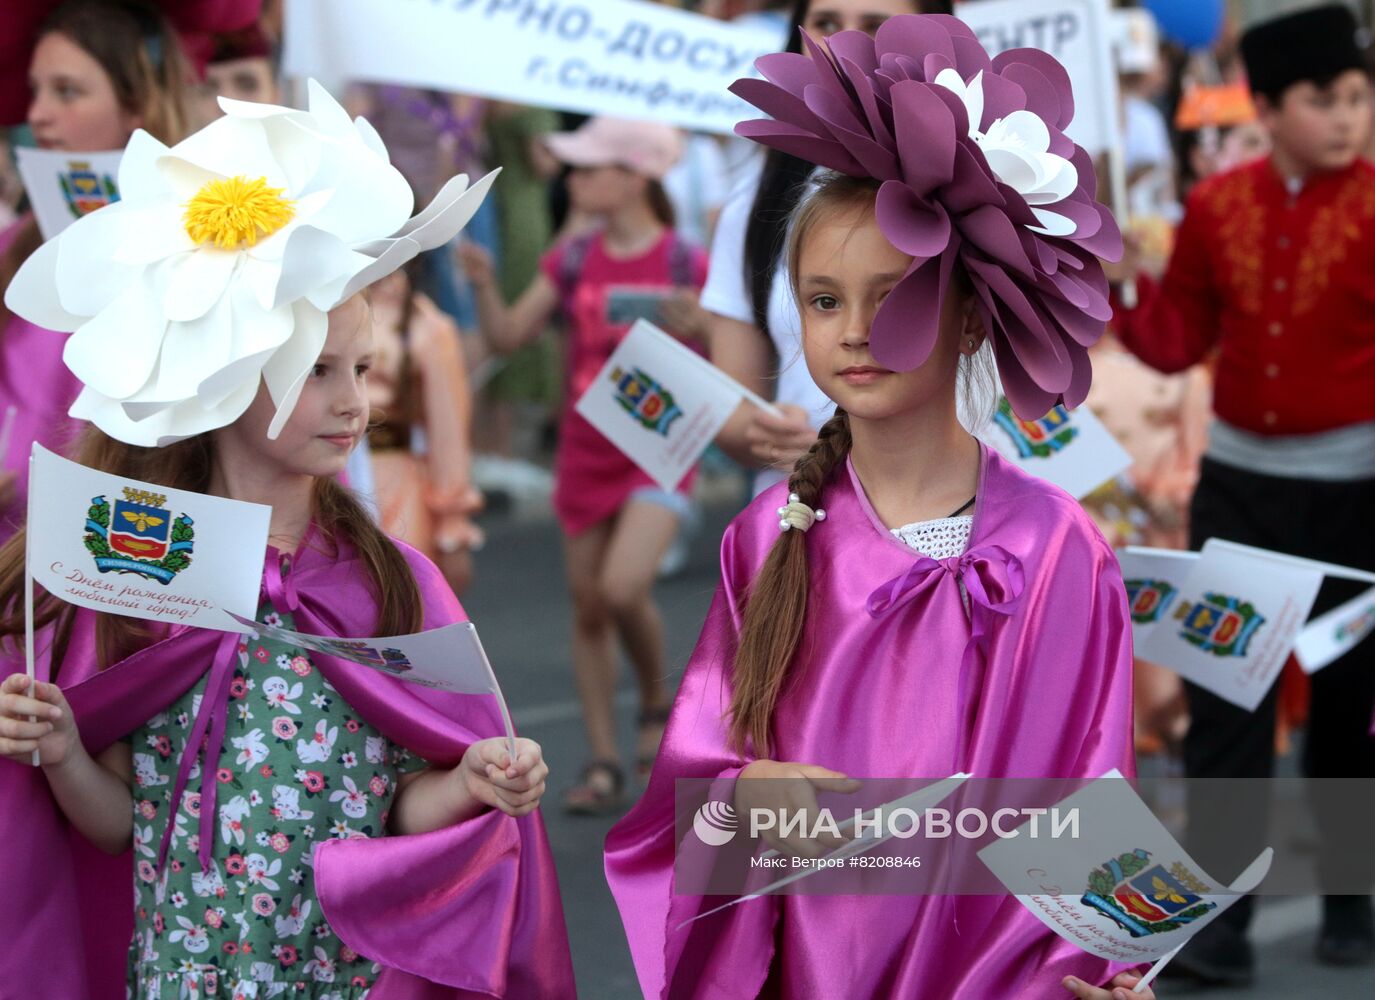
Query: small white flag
xmin=979 ymin=769 xmax=1273 ymax=976
xmin=15 ymin=146 xmax=123 ymax=240
xmin=27 ymin=444 xmax=269 ymax=627
xmin=223 ymin=611 xmax=519 ymax=754
xmin=1294 ymin=586 xmax=1375 ymax=675
xmin=575 ymin=320 xmax=779 ymax=492
xmin=1115 ymin=547 xmax=1198 ymax=649
xmin=1134 ymin=540 xmax=1323 ymax=711
xmin=980 ymin=396 xmax=1132 ymax=500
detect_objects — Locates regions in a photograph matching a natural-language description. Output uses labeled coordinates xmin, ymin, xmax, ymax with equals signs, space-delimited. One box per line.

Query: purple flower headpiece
xmin=730 ymin=14 xmax=1122 ymax=417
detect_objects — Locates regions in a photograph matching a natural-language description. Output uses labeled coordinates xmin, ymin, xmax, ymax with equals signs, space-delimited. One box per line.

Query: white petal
xmin=396 ymin=168 xmax=499 ymax=251
xmin=116 ymin=130 xmax=173 ymax=204
xmin=53 ymin=206 xmax=144 ymax=316
xmin=304 ymin=80 xmax=355 ymax=138
xmin=124 ymin=297 xmax=236 ymax=410
xmin=163 ymin=250 xmax=238 ymax=323
xmin=162 ymin=116 xmax=291 ymax=192
xmin=112 ymin=204 xmax=196 ymax=265
xmin=198 ymin=289 xmax=294 ymax=409
xmin=62 ymin=281 xmax=166 ymax=398
xmin=272 ymin=226 xmax=369 ymax=309
xmin=1029 ymin=208 xmax=1078 ymax=237
xmin=2 ymin=236 xmax=83 ymax=331
xmin=1022 ymin=155 xmax=1079 ymax=206
xmin=76 ymin=377 xmax=259 ymax=447
xmin=292 ymin=140 xmax=413 ymax=246
xmin=983 ymin=147 xmax=1040 ymax=195
xmin=998 ymin=110 xmax=1051 ymax=153
xmin=263 ymin=303 xmax=328 ymax=439
xmin=352 ymin=115 xmax=387 ymax=159
xmin=318 ymin=238 xmax=417 ymax=310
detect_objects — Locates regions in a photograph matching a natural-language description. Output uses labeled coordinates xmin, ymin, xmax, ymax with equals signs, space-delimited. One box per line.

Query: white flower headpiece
xmin=4 ymin=80 xmax=499 ymax=447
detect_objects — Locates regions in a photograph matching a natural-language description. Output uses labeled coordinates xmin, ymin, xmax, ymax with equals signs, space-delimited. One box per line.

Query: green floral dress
xmin=127 ymin=602 xmax=428 ymax=999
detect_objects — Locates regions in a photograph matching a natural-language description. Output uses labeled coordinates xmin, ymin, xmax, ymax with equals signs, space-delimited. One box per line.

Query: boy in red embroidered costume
xmin=1109 ymin=3 xmax=1375 ymax=985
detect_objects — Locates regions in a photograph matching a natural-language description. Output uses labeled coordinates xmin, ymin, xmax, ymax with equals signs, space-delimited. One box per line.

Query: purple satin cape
xmin=0 ymin=531 xmax=573 ymax=1000
xmin=605 ymin=445 xmax=1139 ymax=999
xmin=0 ymin=219 xmax=85 ymax=545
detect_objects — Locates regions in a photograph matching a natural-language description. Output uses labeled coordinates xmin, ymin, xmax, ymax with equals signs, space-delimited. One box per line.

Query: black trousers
xmin=1183 ymin=458 xmax=1375 ymax=933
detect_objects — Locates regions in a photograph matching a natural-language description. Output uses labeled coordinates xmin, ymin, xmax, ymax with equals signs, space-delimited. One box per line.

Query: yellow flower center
xmin=183 ymin=175 xmax=295 ymax=250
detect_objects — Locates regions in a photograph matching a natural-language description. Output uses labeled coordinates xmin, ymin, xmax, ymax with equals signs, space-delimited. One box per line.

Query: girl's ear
xmin=959 ymin=296 xmax=986 ymax=356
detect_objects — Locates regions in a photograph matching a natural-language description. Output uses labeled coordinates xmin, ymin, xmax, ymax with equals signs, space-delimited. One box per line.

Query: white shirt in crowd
xmin=700 ymin=162 xmax=834 ymax=495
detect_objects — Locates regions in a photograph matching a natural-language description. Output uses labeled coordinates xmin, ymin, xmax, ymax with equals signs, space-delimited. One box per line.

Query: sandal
xmin=563 ymin=759 xmax=626 ymax=816
xmin=636 ymin=706 xmax=672 ymax=782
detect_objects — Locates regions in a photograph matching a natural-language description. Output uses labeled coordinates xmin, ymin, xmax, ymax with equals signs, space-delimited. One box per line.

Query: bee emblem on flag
xmin=1173 ymin=593 xmax=1266 ymax=657
xmin=991 ymin=398 xmax=1079 ymax=459
xmin=1334 ymin=604 xmax=1375 ymax=644
xmin=610 ymin=366 xmax=684 ymax=436
xmin=1082 ymin=849 xmax=1217 ymax=937
xmin=1124 ymin=579 xmax=1180 ymax=625
xmin=83 ymin=488 xmax=194 ymax=585
xmin=59 ymin=160 xmax=119 ymax=218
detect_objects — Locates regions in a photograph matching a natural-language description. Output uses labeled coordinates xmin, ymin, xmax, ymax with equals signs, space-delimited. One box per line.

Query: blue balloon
xmin=1143 ymin=0 xmax=1225 ymax=50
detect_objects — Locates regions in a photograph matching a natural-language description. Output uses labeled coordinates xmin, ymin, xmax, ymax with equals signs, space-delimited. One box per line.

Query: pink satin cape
xmin=0 ymin=532 xmax=573 ymax=1000
xmin=605 ymin=445 xmax=1139 ymax=999
xmin=0 ymin=218 xmax=85 ymax=545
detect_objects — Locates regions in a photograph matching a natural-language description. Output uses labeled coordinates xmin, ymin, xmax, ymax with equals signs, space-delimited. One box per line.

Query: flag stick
xmin=467 ymin=624 xmax=519 ymax=765
xmin=0 ymin=404 xmax=18 ymax=466
xmin=23 ymin=450 xmax=37 ymax=766
xmin=1132 ymin=942 xmax=1182 ymax=992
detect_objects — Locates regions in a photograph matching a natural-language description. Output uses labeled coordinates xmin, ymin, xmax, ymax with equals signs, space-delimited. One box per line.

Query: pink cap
xmin=543 ymin=117 xmax=684 ymax=180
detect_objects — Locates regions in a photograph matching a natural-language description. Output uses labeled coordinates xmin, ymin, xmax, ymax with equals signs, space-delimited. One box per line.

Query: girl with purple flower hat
xmin=606 ymin=14 xmax=1152 ymax=999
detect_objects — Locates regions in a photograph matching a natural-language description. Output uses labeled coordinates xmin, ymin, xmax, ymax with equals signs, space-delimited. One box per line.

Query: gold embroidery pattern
xmin=1292 ymin=172 xmax=1375 ymax=316
xmin=1206 ymin=171 xmax=1266 ymax=315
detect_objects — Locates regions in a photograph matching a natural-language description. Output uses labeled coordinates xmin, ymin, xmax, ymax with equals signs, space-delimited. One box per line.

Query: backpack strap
xmin=556 ymin=231 xmax=598 ymax=311
xmin=666 ymin=233 xmax=697 ymax=288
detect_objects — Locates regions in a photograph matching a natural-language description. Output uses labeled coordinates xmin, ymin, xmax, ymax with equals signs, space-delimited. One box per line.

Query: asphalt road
xmin=460 ymin=492 xmax=1375 ymax=999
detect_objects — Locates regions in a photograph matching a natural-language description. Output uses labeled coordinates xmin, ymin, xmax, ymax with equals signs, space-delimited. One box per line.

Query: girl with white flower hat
xmin=0 ymin=0 xmax=195 ymax=549
xmin=606 ymin=15 xmax=1155 ymax=1000
xmin=0 ymin=83 xmax=574 ymax=998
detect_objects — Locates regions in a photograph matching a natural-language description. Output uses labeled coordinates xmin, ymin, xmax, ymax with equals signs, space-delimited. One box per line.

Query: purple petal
xmin=890 ymin=81 xmax=957 ymax=194
xmin=804 ymin=84 xmax=901 ymax=180
xmin=993 ymin=49 xmax=1074 ymax=130
xmin=923 ymin=53 xmax=955 ymax=83
xmin=733 ymin=120 xmax=865 ymax=175
xmin=875 ymin=15 xmax=956 ymax=67
xmin=1062 ymin=343 xmax=1093 ymax=410
xmin=942 ymin=143 xmax=1002 ymax=214
xmin=967 ymin=258 xmax=1073 ymax=393
xmin=951 ymin=33 xmax=994 ymax=77
xmin=996 ymin=63 xmax=1061 ymax=132
xmin=876 ymin=181 xmax=951 ymax=258
xmin=840 ymin=59 xmax=896 ymax=146
xmin=1070 ymin=147 xmax=1097 ymax=199
xmin=828 ymin=29 xmax=879 ymax=76
xmin=978 ymin=73 xmax=1028 ymax=130
xmin=729 ymin=78 xmax=829 ymax=135
xmin=753 ymin=52 xmax=820 ymax=97
xmin=955 ymin=204 xmax=1034 ymax=277
xmin=800 ymin=30 xmax=858 ymax=102
xmin=869 ymin=256 xmax=951 ymax=372
xmin=987 ymin=327 xmax=1060 ymax=420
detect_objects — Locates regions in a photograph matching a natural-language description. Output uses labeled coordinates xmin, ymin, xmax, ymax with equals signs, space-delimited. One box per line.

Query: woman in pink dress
xmin=464 ymin=117 xmax=709 ymax=811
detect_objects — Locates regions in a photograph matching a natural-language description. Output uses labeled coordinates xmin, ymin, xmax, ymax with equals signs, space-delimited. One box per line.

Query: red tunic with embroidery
xmin=1113 ymin=157 xmax=1375 ymax=435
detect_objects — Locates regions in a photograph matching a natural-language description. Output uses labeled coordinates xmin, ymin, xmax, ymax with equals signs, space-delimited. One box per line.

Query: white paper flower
xmin=4 ymin=80 xmax=498 ymax=447
xmin=934 ymin=69 xmax=1079 ymax=237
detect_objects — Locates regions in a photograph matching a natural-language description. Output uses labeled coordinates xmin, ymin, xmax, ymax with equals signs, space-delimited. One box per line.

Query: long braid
xmin=729 ymin=410 xmax=852 ymax=756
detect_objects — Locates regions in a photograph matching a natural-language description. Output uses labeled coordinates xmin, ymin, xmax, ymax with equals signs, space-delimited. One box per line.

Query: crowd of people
xmin=0 ymin=0 xmax=1372 ymax=997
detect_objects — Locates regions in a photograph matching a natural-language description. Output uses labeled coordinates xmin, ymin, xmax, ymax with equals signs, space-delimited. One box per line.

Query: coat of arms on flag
xmin=1173 ymin=593 xmax=1266 ymax=657
xmin=991 ymin=399 xmax=1078 ymax=459
xmin=610 ymin=366 xmax=683 ymax=436
xmin=1124 ymin=579 xmax=1180 ymax=625
xmin=59 ymin=160 xmax=119 ymax=218
xmin=1081 ymin=849 xmax=1217 ymax=938
xmin=83 ymin=488 xmax=195 ymax=585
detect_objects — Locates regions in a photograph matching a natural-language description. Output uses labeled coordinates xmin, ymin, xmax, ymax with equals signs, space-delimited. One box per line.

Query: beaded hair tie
xmin=778 ymin=493 xmax=826 ymax=533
